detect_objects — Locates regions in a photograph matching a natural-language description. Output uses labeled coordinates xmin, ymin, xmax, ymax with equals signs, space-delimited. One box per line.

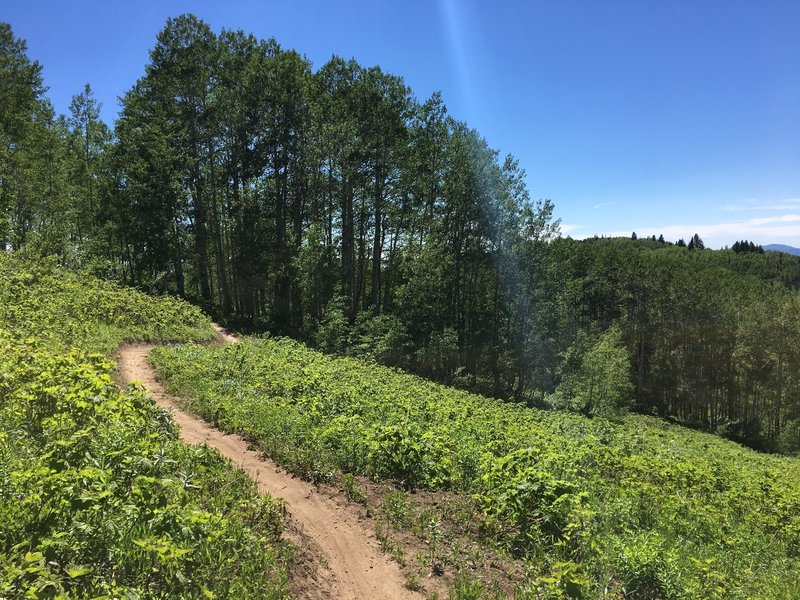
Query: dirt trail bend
xmin=116 ymin=328 xmax=418 ymax=600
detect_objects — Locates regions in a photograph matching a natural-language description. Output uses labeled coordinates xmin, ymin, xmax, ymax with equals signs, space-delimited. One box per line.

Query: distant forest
xmin=3 ymin=16 xmax=800 ymax=453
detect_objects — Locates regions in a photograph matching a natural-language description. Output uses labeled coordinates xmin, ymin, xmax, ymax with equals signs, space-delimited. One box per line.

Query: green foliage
xmin=350 ymin=312 xmax=412 ymax=366
xmin=340 ymin=472 xmax=367 ymax=504
xmin=416 ymin=327 xmax=460 ymax=380
xmin=613 ymin=534 xmax=680 ymax=599
xmin=0 ymin=255 xmax=214 ymax=354
xmin=778 ymin=419 xmax=800 ymax=455
xmin=382 ymin=490 xmax=412 ymax=529
xmin=552 ymin=325 xmax=633 ymax=420
xmin=548 ymin=237 xmax=800 ymax=450
xmin=0 ymin=254 xmax=289 ymax=598
xmin=152 ymin=335 xmax=800 ymax=597
xmin=478 ymin=448 xmax=590 ymax=556
xmin=314 ymin=296 xmax=350 ymax=354
xmin=448 ymin=575 xmax=486 ymax=599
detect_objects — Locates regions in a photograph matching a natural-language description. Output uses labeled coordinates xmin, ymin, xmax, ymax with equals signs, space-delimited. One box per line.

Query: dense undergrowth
xmin=0 ymin=254 xmax=290 ymax=598
xmin=152 ymin=337 xmax=800 ymax=598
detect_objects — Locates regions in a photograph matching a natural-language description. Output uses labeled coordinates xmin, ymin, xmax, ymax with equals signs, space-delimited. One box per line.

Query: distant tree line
xmin=547 ymin=237 xmax=800 ymax=451
xmin=731 ymin=239 xmax=765 ymax=254
xmin=631 ymin=232 xmax=706 ymax=249
xmin=4 ymin=17 xmax=800 ymax=452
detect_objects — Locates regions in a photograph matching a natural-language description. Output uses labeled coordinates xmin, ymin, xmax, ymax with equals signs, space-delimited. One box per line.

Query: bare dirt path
xmin=116 ymin=326 xmax=418 ymax=600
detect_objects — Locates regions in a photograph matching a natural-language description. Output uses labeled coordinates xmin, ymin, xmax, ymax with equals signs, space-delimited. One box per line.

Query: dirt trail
xmin=116 ymin=326 xmax=418 ymax=600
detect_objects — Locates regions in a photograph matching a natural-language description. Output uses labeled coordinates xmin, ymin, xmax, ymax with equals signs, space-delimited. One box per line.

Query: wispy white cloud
xmin=560 ymin=223 xmax=584 ymax=235
xmin=593 ymin=202 xmax=612 ymax=210
xmin=724 ymin=198 xmax=800 ymax=212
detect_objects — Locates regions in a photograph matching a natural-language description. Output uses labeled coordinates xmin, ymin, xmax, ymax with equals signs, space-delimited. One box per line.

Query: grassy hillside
xmin=0 ymin=255 xmax=290 ymax=598
xmin=152 ymin=337 xmax=800 ymax=599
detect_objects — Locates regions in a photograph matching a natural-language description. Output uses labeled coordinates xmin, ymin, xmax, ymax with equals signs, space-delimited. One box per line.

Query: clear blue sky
xmin=6 ymin=1 xmax=800 ymax=248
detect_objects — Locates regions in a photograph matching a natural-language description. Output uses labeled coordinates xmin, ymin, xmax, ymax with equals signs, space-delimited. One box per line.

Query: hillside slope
xmin=0 ymin=255 xmax=290 ymax=598
xmin=152 ymin=336 xmax=800 ymax=599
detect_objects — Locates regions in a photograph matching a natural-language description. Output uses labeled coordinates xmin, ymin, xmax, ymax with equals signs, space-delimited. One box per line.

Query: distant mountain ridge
xmin=764 ymin=244 xmax=800 ymax=256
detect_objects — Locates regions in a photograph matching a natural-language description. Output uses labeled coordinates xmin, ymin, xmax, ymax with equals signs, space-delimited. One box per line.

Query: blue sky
xmin=6 ymin=1 xmax=800 ymax=248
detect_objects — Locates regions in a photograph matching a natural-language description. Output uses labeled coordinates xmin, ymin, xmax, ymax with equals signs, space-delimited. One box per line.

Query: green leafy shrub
xmin=613 ymin=534 xmax=679 ymax=599
xmin=553 ymin=325 xmax=633 ymax=420
xmin=776 ymin=419 xmax=800 ymax=455
xmin=350 ymin=313 xmax=412 ymax=366
xmin=477 ymin=448 xmax=590 ymax=556
xmin=417 ymin=327 xmax=460 ymax=380
xmin=0 ymin=254 xmax=290 ymax=598
xmin=314 ymin=295 xmax=349 ymax=354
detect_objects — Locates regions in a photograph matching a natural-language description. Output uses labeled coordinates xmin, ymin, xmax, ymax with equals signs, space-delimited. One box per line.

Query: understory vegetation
xmin=152 ymin=337 xmax=800 ymax=598
xmin=0 ymin=254 xmax=291 ymax=598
